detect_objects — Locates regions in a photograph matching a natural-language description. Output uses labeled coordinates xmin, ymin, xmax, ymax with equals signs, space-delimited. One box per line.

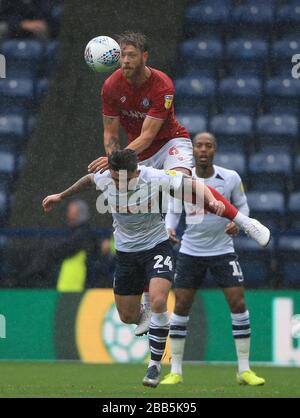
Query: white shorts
xmin=139 ymin=137 xmax=193 ymax=171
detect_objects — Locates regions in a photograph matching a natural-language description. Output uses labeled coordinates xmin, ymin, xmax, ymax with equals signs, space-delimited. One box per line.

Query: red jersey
xmin=101 ymin=67 xmax=190 ymax=161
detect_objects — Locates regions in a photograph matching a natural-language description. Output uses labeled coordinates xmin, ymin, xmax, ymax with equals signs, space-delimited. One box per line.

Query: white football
xmin=84 ymin=36 xmax=120 ymax=73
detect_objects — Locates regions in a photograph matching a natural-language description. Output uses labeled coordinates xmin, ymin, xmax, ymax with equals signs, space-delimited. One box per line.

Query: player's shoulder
xmin=150 ymin=67 xmax=174 ymax=91
xmin=214 ymin=165 xmax=241 ymax=182
xmin=138 ymin=165 xmax=161 ymax=181
xmin=102 ymin=69 xmax=123 ymax=89
xmin=93 ymin=170 xmax=112 ymax=187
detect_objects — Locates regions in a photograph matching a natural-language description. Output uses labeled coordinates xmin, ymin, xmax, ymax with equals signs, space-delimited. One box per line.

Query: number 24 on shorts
xmin=153 ymin=255 xmax=173 ymax=272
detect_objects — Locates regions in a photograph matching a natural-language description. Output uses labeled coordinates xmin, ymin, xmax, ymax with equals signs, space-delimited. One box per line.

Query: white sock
xmin=233 ymin=211 xmax=251 ymax=230
xmin=234 ymin=337 xmax=250 ymax=374
xmin=169 ymin=313 xmax=189 ymax=375
xmin=143 ymin=292 xmax=150 ymax=308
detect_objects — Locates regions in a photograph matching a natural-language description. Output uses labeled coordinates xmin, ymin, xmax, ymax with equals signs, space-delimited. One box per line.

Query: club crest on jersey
xmin=164 ymin=94 xmax=173 ymax=110
xmin=141 ymin=97 xmax=150 ymax=108
xmin=120 ymin=96 xmax=126 ymax=103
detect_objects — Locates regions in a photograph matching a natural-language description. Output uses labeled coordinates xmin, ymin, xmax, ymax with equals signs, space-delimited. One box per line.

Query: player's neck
xmin=196 ymin=165 xmax=215 ymax=179
xmin=127 ymin=66 xmax=151 ymax=87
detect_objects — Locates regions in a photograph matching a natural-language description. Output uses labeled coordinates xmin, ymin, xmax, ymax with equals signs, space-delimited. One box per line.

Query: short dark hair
xmin=108 ymin=149 xmax=138 ymax=172
xmin=117 ymin=31 xmax=148 ymax=52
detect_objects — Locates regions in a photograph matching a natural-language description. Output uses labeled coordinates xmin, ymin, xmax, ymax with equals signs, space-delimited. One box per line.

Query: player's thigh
xmin=210 ymin=253 xmax=245 ymax=289
xmin=149 ymin=277 xmax=172 ymax=312
xmin=114 ymin=294 xmax=142 ymax=324
xmin=163 ymin=138 xmax=193 ymax=171
xmin=174 ymin=288 xmax=197 ymax=316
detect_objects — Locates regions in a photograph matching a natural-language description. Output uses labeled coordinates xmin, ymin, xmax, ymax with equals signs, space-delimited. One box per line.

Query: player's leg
xmin=142 ymin=240 xmax=174 ymax=388
xmin=212 ymin=254 xmax=265 ymax=386
xmin=161 ymin=252 xmax=203 ymax=385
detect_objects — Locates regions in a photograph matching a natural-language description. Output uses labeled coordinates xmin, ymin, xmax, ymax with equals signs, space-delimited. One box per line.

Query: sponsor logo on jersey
xmin=164 ymin=94 xmax=173 ymax=110
xmin=141 ymin=97 xmax=150 ymax=108
xmin=121 ymin=109 xmax=146 ymax=119
xmin=164 ymin=169 xmax=177 ymax=177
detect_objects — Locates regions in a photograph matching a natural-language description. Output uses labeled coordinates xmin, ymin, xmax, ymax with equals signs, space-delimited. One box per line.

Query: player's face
xmin=120 ymin=44 xmax=147 ymax=79
xmin=193 ymin=136 xmax=216 ymax=168
xmin=110 ymin=169 xmax=140 ymax=191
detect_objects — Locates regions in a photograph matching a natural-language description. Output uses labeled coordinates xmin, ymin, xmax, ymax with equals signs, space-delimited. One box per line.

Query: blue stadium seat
xmin=179 ymin=37 xmax=223 ymax=77
xmin=287 ymin=192 xmax=300 ymax=229
xmin=265 ymin=78 xmax=300 ymax=115
xmin=218 ymin=77 xmax=262 ymax=116
xmin=210 ymin=115 xmax=253 ymax=151
xmin=294 ymin=155 xmax=300 ymax=189
xmin=0 ymin=78 xmax=35 ymax=113
xmin=255 ymin=114 xmax=298 ymax=150
xmin=271 ymin=38 xmax=300 ymax=76
xmin=276 ymin=3 xmax=300 ymax=37
xmin=44 ymin=41 xmax=59 ymax=76
xmin=231 ymin=2 xmax=274 ymax=38
xmin=248 ymin=152 xmax=291 ymax=192
xmin=0 ymin=114 xmax=26 ymax=147
xmin=226 ymin=39 xmax=269 ymax=76
xmin=1 ymin=39 xmax=43 ymax=77
xmin=185 ymin=0 xmax=232 ymax=37
xmin=175 ymin=77 xmax=216 ymax=116
xmin=214 ymin=152 xmax=247 ymax=177
xmin=176 ymin=114 xmax=207 ymax=136
xmin=36 ymin=78 xmax=49 ymax=102
xmin=0 ymin=190 xmax=7 ymax=217
xmin=246 ymin=191 xmax=285 ymax=231
xmin=277 ymin=235 xmax=300 ymax=288
xmin=0 ymin=151 xmax=16 ymax=175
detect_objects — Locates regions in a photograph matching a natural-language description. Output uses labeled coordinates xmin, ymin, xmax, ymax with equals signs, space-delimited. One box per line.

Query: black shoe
xmin=142 ymin=365 xmax=161 ymax=388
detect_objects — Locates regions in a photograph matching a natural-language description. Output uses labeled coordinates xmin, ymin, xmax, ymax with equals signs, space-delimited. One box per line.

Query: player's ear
xmin=143 ymin=51 xmax=148 ymax=63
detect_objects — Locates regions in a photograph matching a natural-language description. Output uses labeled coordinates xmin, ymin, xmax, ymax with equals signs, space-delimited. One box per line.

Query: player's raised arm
xmin=42 ymin=174 xmax=94 ymax=212
xmin=126 ymin=116 xmax=164 ymax=155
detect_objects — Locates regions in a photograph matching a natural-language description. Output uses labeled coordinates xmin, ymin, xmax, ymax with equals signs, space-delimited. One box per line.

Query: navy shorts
xmin=174 ymin=252 xmax=244 ymax=289
xmin=114 ymin=240 xmax=174 ymax=296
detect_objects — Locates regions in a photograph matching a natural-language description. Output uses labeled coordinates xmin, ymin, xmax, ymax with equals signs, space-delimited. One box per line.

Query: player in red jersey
xmin=87 ymin=32 xmax=270 ymax=336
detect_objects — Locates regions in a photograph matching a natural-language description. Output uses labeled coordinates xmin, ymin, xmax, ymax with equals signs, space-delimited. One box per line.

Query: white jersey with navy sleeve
xmin=174 ymin=165 xmax=249 ymax=257
xmin=94 ymin=166 xmax=183 ymax=252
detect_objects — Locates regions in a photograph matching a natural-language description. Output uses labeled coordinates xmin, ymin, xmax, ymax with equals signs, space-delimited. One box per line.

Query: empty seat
xmin=0 ymin=190 xmax=7 ymax=216
xmin=287 ymin=192 xmax=300 ymax=228
xmin=179 ymin=37 xmax=223 ymax=76
xmin=277 ymin=235 xmax=300 ymax=288
xmin=218 ymin=77 xmax=262 ymax=116
xmin=175 ymin=77 xmax=216 ymax=115
xmin=248 ymin=152 xmax=291 ymax=192
xmin=0 ymin=152 xmax=15 ymax=175
xmin=36 ymin=78 xmax=49 ymax=101
xmin=226 ymin=39 xmax=269 ymax=76
xmin=246 ymin=191 xmax=285 ymax=230
xmin=256 ymin=114 xmax=298 ymax=150
xmin=271 ymin=38 xmax=300 ymax=76
xmin=1 ymin=39 xmax=43 ymax=77
xmin=0 ymin=114 xmax=26 ymax=144
xmin=176 ymin=114 xmax=207 ymax=136
xmin=185 ymin=0 xmax=232 ymax=37
xmin=214 ymin=152 xmax=247 ymax=177
xmin=276 ymin=3 xmax=300 ymax=37
xmin=210 ymin=115 xmax=253 ymax=151
xmin=294 ymin=155 xmax=300 ymax=189
xmin=231 ymin=2 xmax=274 ymax=38
xmin=44 ymin=40 xmax=60 ymax=76
xmin=0 ymin=78 xmax=35 ymax=112
xmin=265 ymin=78 xmax=300 ymax=115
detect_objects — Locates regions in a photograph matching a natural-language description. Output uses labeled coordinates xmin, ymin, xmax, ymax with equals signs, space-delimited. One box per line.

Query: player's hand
xmin=42 ymin=194 xmax=62 ymax=212
xmin=88 ymin=156 xmax=109 ymax=173
xmin=167 ymin=228 xmax=180 ymax=244
xmin=225 ymin=222 xmax=240 ymax=237
xmin=209 ymin=200 xmax=225 ymax=216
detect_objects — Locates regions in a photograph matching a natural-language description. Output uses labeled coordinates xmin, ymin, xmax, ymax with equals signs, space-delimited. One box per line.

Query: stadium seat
xmin=287 ymin=191 xmax=300 ymax=229
xmin=213 ymin=152 xmax=247 ymax=177
xmin=1 ymin=39 xmax=43 ymax=77
xmin=294 ymin=155 xmax=300 ymax=189
xmin=176 ymin=114 xmax=207 ymax=136
xmin=0 ymin=78 xmax=35 ymax=113
xmin=271 ymin=38 xmax=300 ymax=76
xmin=277 ymin=235 xmax=300 ymax=288
xmin=179 ymin=37 xmax=223 ymax=77
xmin=0 ymin=114 xmax=26 ymax=146
xmin=246 ymin=191 xmax=285 ymax=231
xmin=218 ymin=77 xmax=262 ymax=116
xmin=36 ymin=78 xmax=49 ymax=102
xmin=264 ymin=78 xmax=300 ymax=115
xmin=0 ymin=152 xmax=16 ymax=175
xmin=226 ymin=39 xmax=269 ymax=77
xmin=255 ymin=114 xmax=298 ymax=150
xmin=231 ymin=1 xmax=274 ymax=38
xmin=175 ymin=77 xmax=216 ymax=115
xmin=184 ymin=0 xmax=232 ymax=37
xmin=210 ymin=115 xmax=253 ymax=151
xmin=0 ymin=190 xmax=7 ymax=217
xmin=45 ymin=41 xmax=60 ymax=76
xmin=276 ymin=3 xmax=300 ymax=37
xmin=248 ymin=152 xmax=291 ymax=192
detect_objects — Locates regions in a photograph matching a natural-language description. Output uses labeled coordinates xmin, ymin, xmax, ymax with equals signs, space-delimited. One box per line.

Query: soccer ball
xmin=84 ymin=36 xmax=120 ymax=73
xmin=102 ymin=304 xmax=149 ymax=363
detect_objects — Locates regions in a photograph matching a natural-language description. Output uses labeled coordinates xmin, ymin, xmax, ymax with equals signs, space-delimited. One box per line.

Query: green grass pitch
xmin=0 ymin=362 xmax=299 ymax=398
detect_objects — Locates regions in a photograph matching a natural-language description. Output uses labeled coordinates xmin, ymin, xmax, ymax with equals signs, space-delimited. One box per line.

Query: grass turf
xmin=0 ymin=362 xmax=299 ymax=398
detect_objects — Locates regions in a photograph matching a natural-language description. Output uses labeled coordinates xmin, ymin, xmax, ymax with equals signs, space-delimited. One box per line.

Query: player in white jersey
xmin=161 ymin=133 xmax=266 ymax=387
xmin=43 ymin=149 xmax=269 ymax=387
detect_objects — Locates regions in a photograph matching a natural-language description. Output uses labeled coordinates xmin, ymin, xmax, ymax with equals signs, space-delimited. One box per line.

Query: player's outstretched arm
xmin=42 ymin=174 xmax=94 ymax=212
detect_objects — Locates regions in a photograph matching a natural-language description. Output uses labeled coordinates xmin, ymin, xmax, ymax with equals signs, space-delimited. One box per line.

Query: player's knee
xmin=230 ymin=296 xmax=246 ymax=313
xmin=151 ymin=294 xmax=167 ymax=312
xmin=174 ymin=299 xmax=191 ymax=316
xmin=118 ymin=311 xmax=137 ymax=324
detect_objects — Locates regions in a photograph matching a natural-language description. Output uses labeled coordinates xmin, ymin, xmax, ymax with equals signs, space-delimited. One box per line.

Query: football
xmin=84 ymin=36 xmax=120 ymax=73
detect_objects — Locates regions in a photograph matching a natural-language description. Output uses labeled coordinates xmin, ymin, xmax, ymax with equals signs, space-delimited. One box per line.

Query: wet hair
xmin=117 ymin=31 xmax=148 ymax=52
xmin=193 ymin=132 xmax=217 ymax=146
xmin=108 ymin=149 xmax=138 ymax=172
